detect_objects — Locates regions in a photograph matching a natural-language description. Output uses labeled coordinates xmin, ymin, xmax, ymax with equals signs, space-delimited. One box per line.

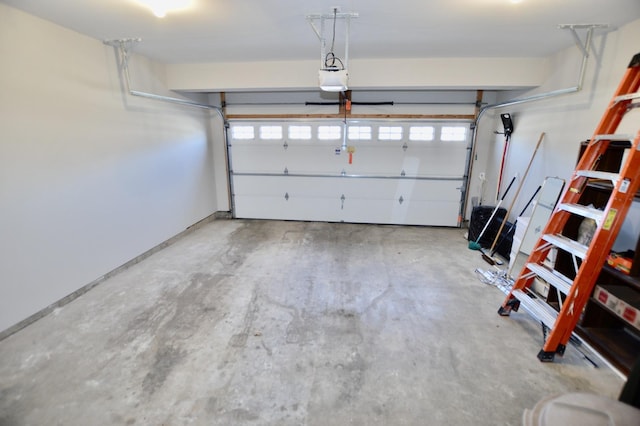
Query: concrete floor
xmin=0 ymin=219 xmax=625 ymax=425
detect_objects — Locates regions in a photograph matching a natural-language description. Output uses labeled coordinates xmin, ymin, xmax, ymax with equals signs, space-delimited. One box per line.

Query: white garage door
xmin=228 ymin=120 xmax=470 ymax=226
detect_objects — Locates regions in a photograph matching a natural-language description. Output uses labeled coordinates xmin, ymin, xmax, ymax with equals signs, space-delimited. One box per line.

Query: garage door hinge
xmin=401 ymin=170 xmax=406 ymax=177
xmin=341 ymin=169 xmax=346 ymax=176
xmin=341 ymin=194 xmax=346 ymax=209
xmin=283 ymin=141 xmax=288 ymax=150
xmin=398 ymin=196 xmax=404 ymax=204
xmin=284 ymin=167 xmax=289 ymax=175
xmin=402 ymin=142 xmax=408 ymax=151
xmin=285 ymin=192 xmax=289 ymax=201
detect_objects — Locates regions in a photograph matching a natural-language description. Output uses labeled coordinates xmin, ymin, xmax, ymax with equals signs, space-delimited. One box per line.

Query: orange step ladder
xmin=498 ymin=52 xmax=640 ymax=362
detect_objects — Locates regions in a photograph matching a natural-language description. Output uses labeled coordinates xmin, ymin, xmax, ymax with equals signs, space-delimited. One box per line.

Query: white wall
xmin=477 ymin=19 xmax=640 ymax=233
xmin=167 ymin=57 xmax=546 ymax=92
xmin=0 ymin=4 xmax=220 ymax=332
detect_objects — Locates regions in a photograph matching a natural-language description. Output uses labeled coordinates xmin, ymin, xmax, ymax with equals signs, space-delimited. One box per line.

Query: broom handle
xmin=489 ymin=132 xmax=545 ymax=252
xmin=474 ymin=176 xmax=516 ymax=244
xmin=490 ymin=184 xmax=542 ymax=257
xmin=496 ymin=135 xmax=510 ymax=201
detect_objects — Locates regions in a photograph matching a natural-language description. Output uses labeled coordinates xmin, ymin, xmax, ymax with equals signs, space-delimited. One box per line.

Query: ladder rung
xmin=541 ymin=234 xmax=588 ymax=259
xmin=558 ymin=203 xmax=603 ymax=224
xmin=575 ymin=170 xmax=620 ymax=185
xmin=614 ymin=93 xmax=640 ymax=103
xmin=593 ymin=134 xmax=633 ymax=141
xmin=526 ymin=263 xmax=573 ymax=295
xmin=512 ymin=289 xmax=558 ymax=330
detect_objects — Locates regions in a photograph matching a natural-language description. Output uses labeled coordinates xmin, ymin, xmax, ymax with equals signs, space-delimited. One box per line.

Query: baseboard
xmin=0 ymin=212 xmax=227 ymax=342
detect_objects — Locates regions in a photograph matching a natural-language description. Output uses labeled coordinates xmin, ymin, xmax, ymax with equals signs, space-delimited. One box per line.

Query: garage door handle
xmin=341 ymin=194 xmax=346 ymax=210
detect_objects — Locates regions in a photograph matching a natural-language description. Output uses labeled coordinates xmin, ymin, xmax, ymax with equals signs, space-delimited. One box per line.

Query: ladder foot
xmin=498 ymin=298 xmax=520 ymax=316
xmin=537 ymin=350 xmax=556 ymax=362
xmin=497 ymin=306 xmax=511 ymax=316
xmin=556 ymin=344 xmax=566 ymax=356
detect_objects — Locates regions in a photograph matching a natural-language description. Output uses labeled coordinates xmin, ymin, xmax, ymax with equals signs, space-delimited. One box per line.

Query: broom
xmin=483 ymin=132 xmax=545 ymax=265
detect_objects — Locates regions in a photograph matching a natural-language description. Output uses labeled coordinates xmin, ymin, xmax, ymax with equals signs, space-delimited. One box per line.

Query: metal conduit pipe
xmin=463 ymin=25 xmax=598 ymax=222
xmin=104 ymin=38 xmax=225 ymax=120
xmin=476 ymin=25 xmax=595 ymax=124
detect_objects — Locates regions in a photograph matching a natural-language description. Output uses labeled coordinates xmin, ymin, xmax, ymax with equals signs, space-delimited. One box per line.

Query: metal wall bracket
xmin=102 ymin=38 xmax=223 ymax=115
xmin=557 ymin=24 xmax=609 ymax=58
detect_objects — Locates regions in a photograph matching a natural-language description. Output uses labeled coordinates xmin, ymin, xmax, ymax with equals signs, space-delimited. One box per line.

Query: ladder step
xmin=614 ymin=93 xmax=640 ymax=103
xmin=512 ymin=289 xmax=558 ymax=330
xmin=541 ymin=234 xmax=589 ymax=259
xmin=575 ymin=170 xmax=620 ymax=185
xmin=593 ymin=134 xmax=633 ymax=141
xmin=558 ymin=203 xmax=603 ymax=224
xmin=526 ymin=262 xmax=573 ymax=295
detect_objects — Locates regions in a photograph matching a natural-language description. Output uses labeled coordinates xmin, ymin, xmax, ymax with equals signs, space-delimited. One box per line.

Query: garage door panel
xmin=231 ymin=145 xmax=287 ymax=173
xmin=283 ymin=146 xmax=345 ymax=174
xmin=233 ymin=144 xmax=346 ymax=174
xmin=233 ymin=176 xmax=342 ymax=220
xmin=341 ymin=198 xmax=459 ymax=226
xmin=234 ymin=175 xmax=346 ymax=198
xmin=344 ymin=145 xmax=467 ymax=177
xmin=340 ymin=179 xmax=461 ymax=226
xmin=404 ymin=145 xmax=468 ymax=176
xmin=339 ymin=178 xmax=462 ymax=202
xmin=233 ymin=175 xmax=462 ymax=226
xmin=234 ymin=195 xmax=341 ymax=222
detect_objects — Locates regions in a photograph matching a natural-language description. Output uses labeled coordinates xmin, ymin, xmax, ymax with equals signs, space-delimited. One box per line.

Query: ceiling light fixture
xmin=307 ymin=8 xmax=358 ymax=92
xmin=134 ymin=0 xmax=193 ymax=18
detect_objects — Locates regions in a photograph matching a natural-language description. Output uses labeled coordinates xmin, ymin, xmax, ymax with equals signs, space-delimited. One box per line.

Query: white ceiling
xmin=3 ymin=0 xmax=640 ymax=65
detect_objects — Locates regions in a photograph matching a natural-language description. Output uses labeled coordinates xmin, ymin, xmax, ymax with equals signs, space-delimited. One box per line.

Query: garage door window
xmin=260 ymin=125 xmax=283 ymax=140
xmin=348 ymin=126 xmax=372 ymax=140
xmin=318 ymin=125 xmax=342 ymax=140
xmin=378 ymin=126 xmax=403 ymax=140
xmin=231 ymin=125 xmax=255 ymax=140
xmin=441 ymin=126 xmax=467 ymax=141
xmin=288 ymin=125 xmax=312 ymax=140
xmin=409 ymin=126 xmax=435 ymax=141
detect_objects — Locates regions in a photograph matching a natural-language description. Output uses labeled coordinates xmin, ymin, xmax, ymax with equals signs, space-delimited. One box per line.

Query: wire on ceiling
xmin=324 ymin=8 xmax=345 ymax=71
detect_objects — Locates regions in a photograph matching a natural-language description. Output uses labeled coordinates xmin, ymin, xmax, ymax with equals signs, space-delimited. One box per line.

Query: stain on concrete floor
xmin=0 ymin=219 xmax=626 ymax=425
